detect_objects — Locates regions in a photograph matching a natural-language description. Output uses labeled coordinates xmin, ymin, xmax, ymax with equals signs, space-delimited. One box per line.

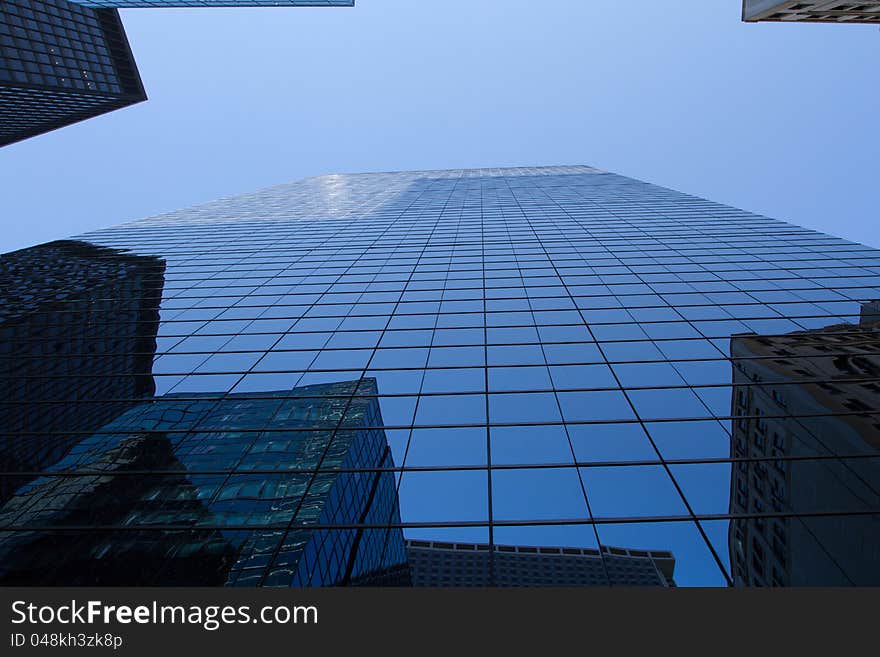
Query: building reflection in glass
xmin=406 ymin=540 xmax=676 ymax=587
xmin=0 ymin=240 xmax=164 ymax=504
xmin=6 ymin=166 xmax=880 ymax=587
xmin=729 ymin=303 xmax=880 ymax=586
xmin=0 ymin=378 xmax=410 ymax=586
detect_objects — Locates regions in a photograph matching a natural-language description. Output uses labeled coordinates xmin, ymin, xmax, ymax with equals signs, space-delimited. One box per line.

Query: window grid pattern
xmin=0 ymin=165 xmax=878 ymax=587
xmin=0 ymin=0 xmax=145 ymax=146
xmin=67 ymin=1 xmax=354 ymax=7
xmin=743 ymin=0 xmax=880 ymax=22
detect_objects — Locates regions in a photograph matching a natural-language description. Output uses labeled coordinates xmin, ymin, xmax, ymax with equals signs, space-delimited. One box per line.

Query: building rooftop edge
xmin=405 ymin=539 xmax=673 ymax=560
xmin=301 ymin=165 xmax=606 ymax=181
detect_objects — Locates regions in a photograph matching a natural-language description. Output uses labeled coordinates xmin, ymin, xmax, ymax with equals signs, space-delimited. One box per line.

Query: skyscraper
xmin=0 ymin=239 xmax=164 ymax=503
xmin=0 ymin=0 xmax=146 ymax=146
xmin=743 ymin=0 xmax=880 ymax=23
xmin=728 ymin=304 xmax=880 ymax=586
xmin=0 ymin=378 xmax=410 ymax=586
xmin=405 ymin=539 xmax=676 ymax=587
xmin=0 ymin=0 xmax=352 ymax=146
xmin=66 ymin=1 xmax=354 ymax=6
xmin=1 ymin=165 xmax=878 ymax=587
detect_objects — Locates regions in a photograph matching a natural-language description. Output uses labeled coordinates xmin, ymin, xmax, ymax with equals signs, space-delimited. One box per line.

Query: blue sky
xmin=1 ymin=0 xmax=878 ymax=254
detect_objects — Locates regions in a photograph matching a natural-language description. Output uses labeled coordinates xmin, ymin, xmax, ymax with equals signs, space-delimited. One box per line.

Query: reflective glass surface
xmin=2 ymin=166 xmax=878 ymax=587
xmin=67 ymin=1 xmax=354 ymax=7
xmin=0 ymin=0 xmax=146 ymax=147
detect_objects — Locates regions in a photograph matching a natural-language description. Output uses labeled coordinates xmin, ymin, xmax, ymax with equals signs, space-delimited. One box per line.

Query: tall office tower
xmin=0 ymin=0 xmax=352 ymax=146
xmin=0 ymin=0 xmax=146 ymax=146
xmin=0 ymin=378 xmax=410 ymax=586
xmin=405 ymin=540 xmax=676 ymax=587
xmin=1 ymin=165 xmax=878 ymax=587
xmin=728 ymin=305 xmax=880 ymax=586
xmin=66 ymin=1 xmax=353 ymax=6
xmin=0 ymin=240 xmax=164 ymax=504
xmin=743 ymin=0 xmax=880 ymax=23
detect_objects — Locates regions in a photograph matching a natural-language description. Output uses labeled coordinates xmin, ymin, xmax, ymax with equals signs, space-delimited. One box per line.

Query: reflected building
xmin=0 ymin=240 xmax=164 ymax=504
xmin=406 ymin=540 xmax=676 ymax=587
xmin=729 ymin=304 xmax=880 ymax=586
xmin=0 ymin=433 xmax=239 ymax=585
xmin=743 ymin=0 xmax=880 ymax=23
xmin=3 ymin=165 xmax=880 ymax=587
xmin=0 ymin=0 xmax=146 ymax=146
xmin=0 ymin=378 xmax=409 ymax=586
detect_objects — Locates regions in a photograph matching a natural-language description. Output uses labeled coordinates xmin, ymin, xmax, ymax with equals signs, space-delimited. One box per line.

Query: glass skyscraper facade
xmin=0 ymin=239 xmax=164 ymax=504
xmin=0 ymin=0 xmax=146 ymax=146
xmin=405 ymin=539 xmax=676 ymax=587
xmin=0 ymin=165 xmax=877 ymax=587
xmin=66 ymin=1 xmax=354 ymax=7
xmin=0 ymin=378 xmax=408 ymax=586
xmin=0 ymin=0 xmax=351 ymax=146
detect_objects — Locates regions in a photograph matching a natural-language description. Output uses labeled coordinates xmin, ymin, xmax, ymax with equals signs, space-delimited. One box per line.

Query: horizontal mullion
xmin=1 ymin=510 xmax=878 ymax=533
xmin=1 ymin=453 xmax=877 ymax=478
xmin=1 ymin=375 xmax=878 ymax=399
xmin=4 ymin=410 xmax=880 ymax=435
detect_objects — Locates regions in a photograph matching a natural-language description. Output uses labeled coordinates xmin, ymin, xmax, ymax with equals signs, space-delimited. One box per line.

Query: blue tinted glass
xmin=3 ymin=166 xmax=878 ymax=588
